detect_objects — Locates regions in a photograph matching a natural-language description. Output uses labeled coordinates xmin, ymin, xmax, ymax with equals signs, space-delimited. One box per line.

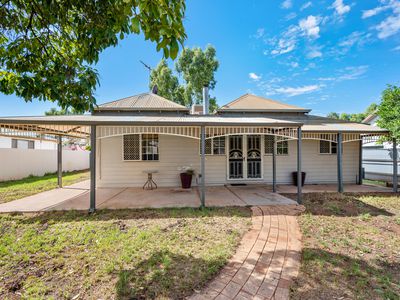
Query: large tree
xmin=45 ymin=107 xmax=82 ymax=115
xmin=150 ymin=45 xmax=219 ymax=111
xmin=0 ymin=0 xmax=186 ymax=112
xmin=149 ymin=60 xmax=186 ymax=106
xmin=326 ymin=103 xmax=378 ymax=123
xmin=377 ymin=85 xmax=400 ymax=140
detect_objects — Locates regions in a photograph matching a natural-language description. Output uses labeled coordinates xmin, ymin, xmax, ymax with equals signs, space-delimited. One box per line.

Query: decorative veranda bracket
xmin=0 ymin=123 xmax=90 ymax=140
xmin=0 ymin=124 xmax=389 ymax=144
xmin=97 ymin=126 xmax=202 ymax=139
xmin=97 ymin=126 xmax=301 ymax=140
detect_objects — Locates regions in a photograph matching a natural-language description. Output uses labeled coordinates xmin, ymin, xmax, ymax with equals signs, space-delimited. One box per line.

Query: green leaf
xmin=130 ymin=17 xmax=140 ymax=34
xmin=169 ymin=39 xmax=179 ymax=59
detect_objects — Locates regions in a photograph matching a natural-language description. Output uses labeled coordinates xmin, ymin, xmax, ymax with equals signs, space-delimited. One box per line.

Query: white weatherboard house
xmin=0 ymin=92 xmax=394 ymax=211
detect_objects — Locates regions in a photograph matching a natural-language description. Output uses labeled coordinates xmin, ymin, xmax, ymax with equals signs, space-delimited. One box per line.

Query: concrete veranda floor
xmin=0 ymin=180 xmax=393 ymax=213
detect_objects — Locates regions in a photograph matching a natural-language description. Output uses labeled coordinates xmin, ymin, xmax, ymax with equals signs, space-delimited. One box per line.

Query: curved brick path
xmin=190 ymin=205 xmax=304 ymax=300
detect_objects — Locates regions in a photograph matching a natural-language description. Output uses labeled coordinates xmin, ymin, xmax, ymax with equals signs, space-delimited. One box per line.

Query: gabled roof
xmin=362 ymin=113 xmax=377 ymax=124
xmin=95 ymin=93 xmax=189 ymax=112
xmin=218 ymin=94 xmax=311 ymax=113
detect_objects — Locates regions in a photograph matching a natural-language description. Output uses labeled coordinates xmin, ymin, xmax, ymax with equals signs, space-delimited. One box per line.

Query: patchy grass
xmin=0 ymin=170 xmax=89 ymax=204
xmin=288 ymin=193 xmax=400 ymax=300
xmin=363 ymin=179 xmax=388 ymax=187
xmin=0 ymin=207 xmax=251 ymax=299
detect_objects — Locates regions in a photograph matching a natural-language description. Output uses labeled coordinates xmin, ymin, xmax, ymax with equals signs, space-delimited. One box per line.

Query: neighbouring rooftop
xmin=95 ymin=93 xmax=189 ymax=112
xmin=218 ymin=94 xmax=311 ymax=113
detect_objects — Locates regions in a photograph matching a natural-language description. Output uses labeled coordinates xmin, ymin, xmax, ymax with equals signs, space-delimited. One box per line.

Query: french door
xmin=228 ymin=135 xmax=262 ymax=180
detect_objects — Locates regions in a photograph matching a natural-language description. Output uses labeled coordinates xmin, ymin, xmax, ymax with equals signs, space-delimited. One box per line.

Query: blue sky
xmin=1 ymin=0 xmax=400 ymax=116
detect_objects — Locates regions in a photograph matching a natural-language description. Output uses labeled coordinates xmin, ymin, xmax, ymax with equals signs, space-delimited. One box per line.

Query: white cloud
xmin=331 ymin=0 xmax=351 ymax=16
xmin=301 ymin=1 xmax=312 ymax=11
xmin=376 ymin=14 xmax=400 ymax=39
xmin=249 ymin=72 xmax=262 ymax=81
xmin=290 ymin=62 xmax=299 ymax=68
xmin=338 ymin=65 xmax=369 ymax=80
xmin=254 ymin=28 xmax=265 ymax=39
xmin=268 ymin=15 xmax=322 ymax=56
xmin=362 ymin=1 xmax=400 ymax=39
xmin=285 ymin=12 xmax=297 ymax=21
xmin=307 ymin=48 xmax=323 ymax=58
xmin=281 ymin=0 xmax=293 ymax=9
xmin=269 ymin=25 xmax=299 ymax=55
xmin=362 ymin=0 xmax=400 ymax=19
xmin=275 ymin=85 xmax=322 ymax=97
xmin=299 ymin=15 xmax=321 ymax=39
xmin=362 ymin=6 xmax=389 ymax=18
xmin=338 ymin=31 xmax=365 ymax=47
xmin=393 ymin=45 xmax=400 ymax=51
xmin=317 ymin=65 xmax=369 ymax=82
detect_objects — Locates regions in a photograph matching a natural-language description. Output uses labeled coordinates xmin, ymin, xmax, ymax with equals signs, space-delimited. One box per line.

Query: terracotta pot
xmin=180 ymin=172 xmax=193 ymax=189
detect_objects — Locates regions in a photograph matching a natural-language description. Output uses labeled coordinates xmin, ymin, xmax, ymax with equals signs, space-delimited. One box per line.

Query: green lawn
xmin=0 ymin=170 xmax=89 ymax=204
xmin=289 ymin=193 xmax=400 ymax=300
xmin=0 ymin=207 xmax=251 ymax=299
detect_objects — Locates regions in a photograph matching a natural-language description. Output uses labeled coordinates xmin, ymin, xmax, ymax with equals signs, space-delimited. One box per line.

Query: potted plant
xmin=178 ymin=165 xmax=195 ymax=189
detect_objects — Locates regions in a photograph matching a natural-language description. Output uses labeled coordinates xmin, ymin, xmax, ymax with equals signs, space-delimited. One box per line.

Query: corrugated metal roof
xmin=0 ymin=115 xmax=301 ymax=127
xmin=0 ymin=114 xmax=388 ymax=133
xmin=96 ymin=93 xmax=189 ymax=111
xmin=219 ymin=94 xmax=310 ymax=112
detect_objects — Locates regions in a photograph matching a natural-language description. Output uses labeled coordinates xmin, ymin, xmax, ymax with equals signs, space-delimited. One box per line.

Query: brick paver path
xmin=190 ymin=205 xmax=304 ymax=300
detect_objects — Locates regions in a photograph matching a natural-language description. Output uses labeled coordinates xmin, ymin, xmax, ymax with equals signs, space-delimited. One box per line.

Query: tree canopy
xmin=150 ymin=45 xmax=219 ymax=111
xmin=0 ymin=0 xmax=186 ymax=112
xmin=377 ymin=85 xmax=400 ymax=140
xmin=326 ymin=103 xmax=378 ymax=123
xmin=44 ymin=107 xmax=82 ymax=115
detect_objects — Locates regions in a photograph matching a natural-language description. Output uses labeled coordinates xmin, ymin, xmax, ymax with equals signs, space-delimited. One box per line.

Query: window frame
xmin=199 ymin=136 xmax=226 ymax=156
xmin=264 ymin=136 xmax=289 ymax=156
xmin=11 ymin=138 xmax=35 ymax=149
xmin=122 ymin=134 xmax=159 ymax=162
xmin=319 ymin=140 xmax=338 ymax=155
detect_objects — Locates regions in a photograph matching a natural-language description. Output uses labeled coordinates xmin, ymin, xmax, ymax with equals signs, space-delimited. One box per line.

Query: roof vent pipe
xmin=202 ymin=86 xmax=209 ymax=115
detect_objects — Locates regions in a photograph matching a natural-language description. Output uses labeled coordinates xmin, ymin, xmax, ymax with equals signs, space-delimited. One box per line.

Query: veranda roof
xmin=0 ymin=114 xmax=302 ymax=127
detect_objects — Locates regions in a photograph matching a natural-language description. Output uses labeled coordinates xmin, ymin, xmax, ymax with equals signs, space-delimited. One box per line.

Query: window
xmin=264 ymin=135 xmax=288 ymax=155
xmin=320 ymin=140 xmax=337 ymax=154
xmin=213 ymin=136 xmax=226 ymax=155
xmin=142 ymin=134 xmax=159 ymax=161
xmin=123 ymin=134 xmax=159 ymax=161
xmin=123 ymin=134 xmax=140 ymax=160
xmin=201 ymin=136 xmax=226 ymax=155
xmin=11 ymin=139 xmax=34 ymax=149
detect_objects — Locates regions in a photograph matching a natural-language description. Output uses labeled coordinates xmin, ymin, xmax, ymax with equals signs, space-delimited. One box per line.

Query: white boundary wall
xmin=0 ymin=149 xmax=90 ymax=181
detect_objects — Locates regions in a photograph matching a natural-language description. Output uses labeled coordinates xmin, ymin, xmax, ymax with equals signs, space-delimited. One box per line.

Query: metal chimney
xmin=202 ymin=86 xmax=209 ymax=115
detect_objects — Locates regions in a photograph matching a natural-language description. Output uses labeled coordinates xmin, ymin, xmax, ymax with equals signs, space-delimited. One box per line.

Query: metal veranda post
xmin=337 ymin=132 xmax=344 ymax=193
xmin=57 ymin=135 xmax=62 ymax=188
xmin=89 ymin=125 xmax=96 ymax=213
xmin=393 ymin=138 xmax=398 ymax=193
xmin=200 ymin=126 xmax=206 ymax=207
xmin=358 ymin=139 xmax=363 ymax=185
xmin=272 ymin=135 xmax=277 ymax=193
xmin=297 ymin=127 xmax=302 ymax=204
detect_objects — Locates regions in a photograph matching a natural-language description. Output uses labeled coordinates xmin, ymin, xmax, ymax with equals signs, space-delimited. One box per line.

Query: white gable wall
xmin=97 ymin=134 xmax=359 ymax=187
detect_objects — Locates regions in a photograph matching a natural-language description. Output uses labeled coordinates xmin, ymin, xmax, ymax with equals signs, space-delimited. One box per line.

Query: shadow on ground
xmin=115 ymin=250 xmax=224 ymax=299
xmin=9 ymin=207 xmax=251 ymax=224
xmin=283 ymin=192 xmax=396 ymax=217
xmin=291 ymin=248 xmax=400 ymax=300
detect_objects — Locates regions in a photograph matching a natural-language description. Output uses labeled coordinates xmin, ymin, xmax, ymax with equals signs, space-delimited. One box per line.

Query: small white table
xmin=143 ymin=170 xmax=158 ymax=190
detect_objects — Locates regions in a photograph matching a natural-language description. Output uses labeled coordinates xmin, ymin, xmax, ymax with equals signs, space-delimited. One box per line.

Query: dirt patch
xmin=290 ymin=193 xmax=400 ymax=300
